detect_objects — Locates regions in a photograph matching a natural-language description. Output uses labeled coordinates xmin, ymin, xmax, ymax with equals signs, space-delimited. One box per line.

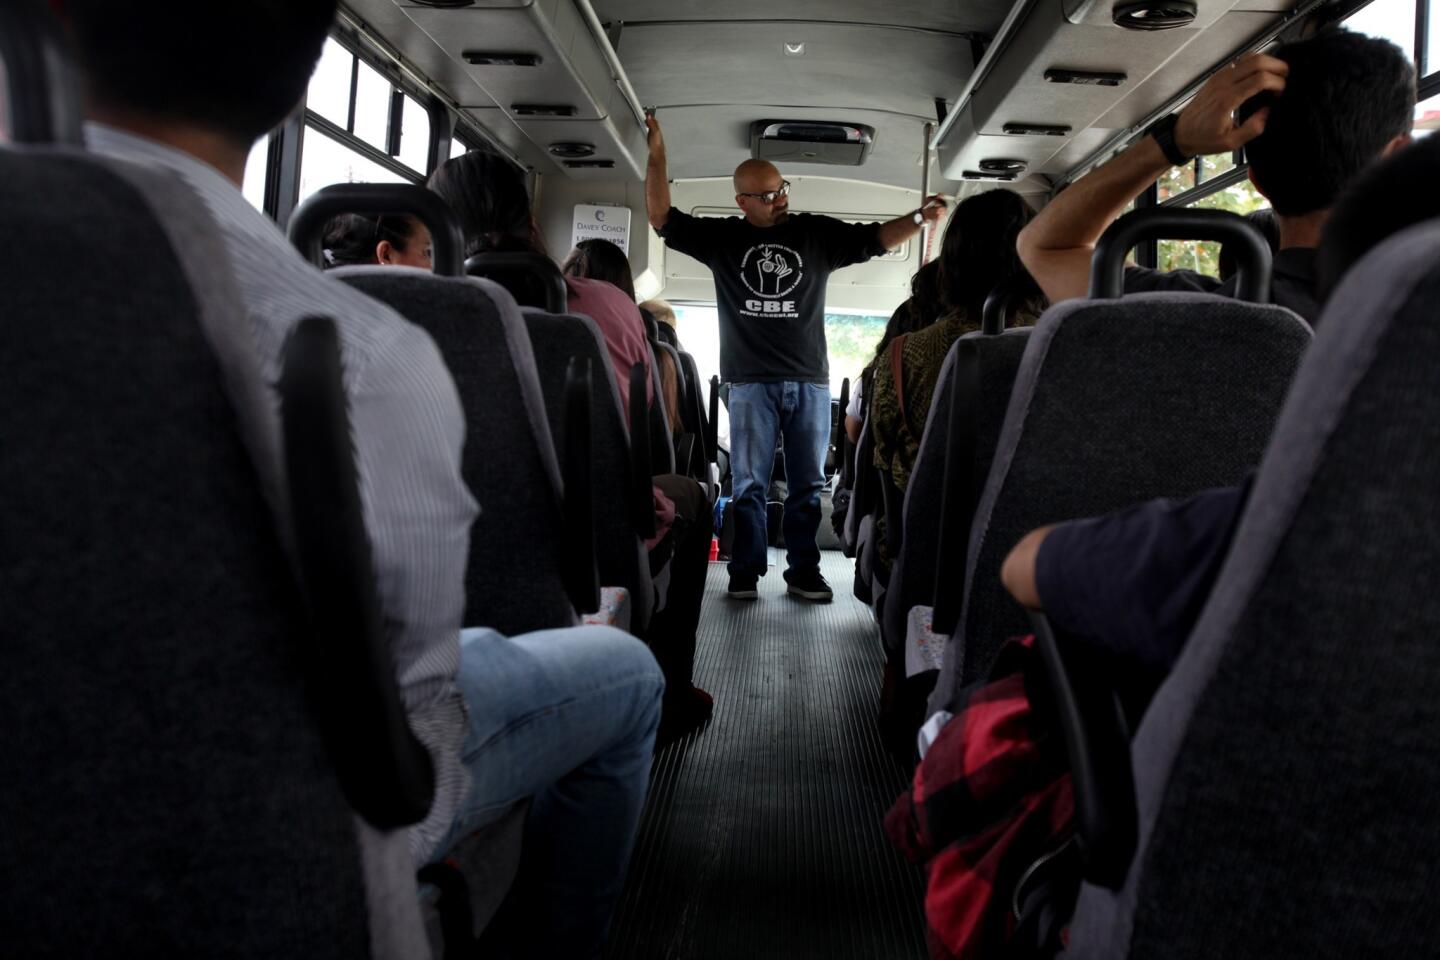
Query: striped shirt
xmin=88 ymin=124 xmax=477 ymax=863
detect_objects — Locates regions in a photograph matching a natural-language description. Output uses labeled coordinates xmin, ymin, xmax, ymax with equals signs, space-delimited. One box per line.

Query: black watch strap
xmin=1146 ymin=114 xmax=1192 ymax=167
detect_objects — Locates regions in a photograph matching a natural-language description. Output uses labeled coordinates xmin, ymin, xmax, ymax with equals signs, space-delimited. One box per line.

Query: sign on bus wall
xmin=572 ymin=203 xmax=632 ymax=255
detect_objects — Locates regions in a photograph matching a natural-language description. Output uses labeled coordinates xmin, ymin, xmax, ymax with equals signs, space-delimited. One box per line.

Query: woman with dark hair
xmin=563 ymin=238 xmax=637 ymax=299
xmin=565 ymin=238 xmax=685 ymax=441
xmin=321 ymin=212 xmax=433 ymax=269
xmin=844 ymin=259 xmax=944 ymax=444
xmin=869 ymin=189 xmax=1047 ymax=494
xmin=429 ymin=150 xmax=714 ymax=741
xmin=430 ymin=152 xmax=653 ymax=422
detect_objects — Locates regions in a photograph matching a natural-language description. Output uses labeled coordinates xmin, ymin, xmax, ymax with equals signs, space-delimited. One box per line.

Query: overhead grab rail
xmin=287 ymin=182 xmax=468 ymax=277
xmin=573 ymin=0 xmax=649 ymax=131
xmin=1090 ymin=207 xmax=1273 ymax=302
xmin=0 ymin=0 xmax=84 ymax=145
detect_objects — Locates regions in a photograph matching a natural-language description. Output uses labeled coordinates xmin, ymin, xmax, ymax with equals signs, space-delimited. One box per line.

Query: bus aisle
xmin=607 ymin=550 xmax=926 ymax=959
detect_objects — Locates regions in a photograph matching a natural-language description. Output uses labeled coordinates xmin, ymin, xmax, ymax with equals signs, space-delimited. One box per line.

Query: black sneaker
xmin=727 ymin=572 xmax=759 ymax=599
xmin=785 ymin=567 xmax=833 ymax=603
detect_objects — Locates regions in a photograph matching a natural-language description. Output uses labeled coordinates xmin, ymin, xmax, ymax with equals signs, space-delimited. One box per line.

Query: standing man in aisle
xmin=646 ymin=112 xmax=947 ymax=602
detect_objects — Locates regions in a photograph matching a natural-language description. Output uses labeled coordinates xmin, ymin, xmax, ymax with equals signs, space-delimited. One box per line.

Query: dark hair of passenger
xmin=562 ymin=239 xmax=637 ymax=300
xmin=937 ymin=188 xmax=1044 ymax=325
xmin=1316 ymin=134 xmax=1440 ymax=305
xmin=427 ymin=149 xmax=543 ymax=258
xmin=320 ymin=213 xmax=425 ymax=268
xmin=1218 ymin=208 xmax=1281 ymax=282
xmin=1237 ymin=29 xmax=1416 ymax=217
xmin=59 ymin=0 xmax=339 ymax=148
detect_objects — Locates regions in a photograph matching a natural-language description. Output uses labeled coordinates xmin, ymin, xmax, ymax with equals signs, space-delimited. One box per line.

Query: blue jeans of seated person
xmin=727 ymin=381 xmax=832 ymax=579
xmin=432 ymin=625 xmax=664 ymax=959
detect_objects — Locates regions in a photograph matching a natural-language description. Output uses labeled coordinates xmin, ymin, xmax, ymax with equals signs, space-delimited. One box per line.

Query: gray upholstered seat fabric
xmin=335 ymin=267 xmax=577 ymax=636
xmin=1067 ymin=221 xmax=1440 ymax=960
xmin=521 ymin=307 xmax=652 ymax=634
xmin=931 ymin=292 xmax=1312 ymax=709
xmin=0 ymin=148 xmax=387 ymax=956
xmin=882 ymin=329 xmax=1032 ymax=660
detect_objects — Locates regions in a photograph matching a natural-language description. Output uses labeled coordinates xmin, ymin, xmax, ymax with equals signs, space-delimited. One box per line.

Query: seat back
xmin=466 ymin=251 xmax=568 ymax=313
xmin=1068 ymin=220 xmax=1440 ymax=959
xmin=932 ymin=291 xmax=1312 ymax=706
xmin=335 ymin=267 xmax=577 ymax=635
xmin=882 ymin=328 xmax=1032 ymax=653
xmin=522 ymin=307 xmax=653 ymax=633
xmin=0 ymin=148 xmax=378 ymax=956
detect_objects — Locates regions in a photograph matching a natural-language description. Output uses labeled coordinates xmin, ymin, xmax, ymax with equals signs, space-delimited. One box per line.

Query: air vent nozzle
xmin=979 ymin=158 xmax=1028 ymax=174
xmin=963 ymin=170 xmax=1021 ymax=182
xmin=1112 ymin=0 xmax=1197 ymax=30
xmin=549 ymin=142 xmax=596 ymax=159
xmin=563 ymin=159 xmax=615 ymax=169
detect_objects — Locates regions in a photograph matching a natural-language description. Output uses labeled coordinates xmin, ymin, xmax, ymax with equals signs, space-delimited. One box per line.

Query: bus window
xmin=297 ymin=129 xmax=407 ymax=206
xmin=1345 ymin=0 xmax=1418 ymax=63
xmin=1416 ymin=92 xmax=1440 ymax=137
xmin=306 ymin=38 xmax=353 ymax=130
xmin=351 ymin=58 xmax=391 ymax=153
xmin=241 ymin=136 xmax=269 ymax=211
xmin=825 ymin=310 xmax=889 ymax=397
xmin=398 ymin=94 xmax=431 ymax=173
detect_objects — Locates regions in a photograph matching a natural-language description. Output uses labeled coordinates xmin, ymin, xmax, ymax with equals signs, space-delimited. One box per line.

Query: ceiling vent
xmin=980 ymin=158 xmax=1028 ymax=174
xmin=408 ymin=0 xmax=474 ymax=6
xmin=512 ymin=104 xmax=577 ymax=117
xmin=548 ymin=142 xmax=596 ymax=159
xmin=749 ymin=120 xmax=875 ymax=166
xmin=1112 ymin=0 xmax=1198 ymax=30
xmin=563 ymin=159 xmax=615 ymax=169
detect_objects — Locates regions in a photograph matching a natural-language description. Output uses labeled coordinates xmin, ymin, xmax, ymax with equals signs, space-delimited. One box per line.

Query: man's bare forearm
xmin=645 ymin=114 xmax=672 ymax=230
xmin=1016 ymin=138 xmax=1171 ymax=303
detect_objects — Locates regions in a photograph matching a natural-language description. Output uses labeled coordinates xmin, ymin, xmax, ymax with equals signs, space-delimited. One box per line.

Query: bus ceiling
xmin=351 ymin=0 xmax=1357 ymax=194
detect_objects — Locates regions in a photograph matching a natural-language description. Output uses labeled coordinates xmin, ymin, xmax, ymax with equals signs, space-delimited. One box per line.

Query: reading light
xmin=784 ymin=42 xmax=807 ymax=56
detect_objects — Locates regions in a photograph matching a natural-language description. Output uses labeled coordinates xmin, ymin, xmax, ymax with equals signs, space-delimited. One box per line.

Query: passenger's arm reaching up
xmin=876 ymin=194 xmax=949 ymax=251
xmin=645 ymin=113 xmax=672 ymax=231
xmin=1017 ymin=53 xmax=1288 ymax=304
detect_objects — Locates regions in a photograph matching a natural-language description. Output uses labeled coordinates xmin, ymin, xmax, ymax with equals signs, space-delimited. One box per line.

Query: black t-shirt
xmin=1123 ymin=248 xmax=1319 ymax=323
xmin=1034 ymin=477 xmax=1253 ymax=669
xmin=657 ymin=207 xmax=887 ymax=382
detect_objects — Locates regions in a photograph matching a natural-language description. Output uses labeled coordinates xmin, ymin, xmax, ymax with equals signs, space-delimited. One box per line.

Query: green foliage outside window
xmin=824 ymin=312 xmax=890 ymax=395
xmin=1157 ymin=173 xmax=1268 ymax=277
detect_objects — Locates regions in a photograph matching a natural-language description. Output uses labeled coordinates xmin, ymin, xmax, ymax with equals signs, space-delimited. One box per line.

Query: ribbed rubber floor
xmin=605 ymin=551 xmax=927 ymax=959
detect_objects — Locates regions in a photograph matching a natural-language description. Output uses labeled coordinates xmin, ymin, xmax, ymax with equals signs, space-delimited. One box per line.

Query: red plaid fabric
xmin=885 ymin=637 xmax=1074 ymax=960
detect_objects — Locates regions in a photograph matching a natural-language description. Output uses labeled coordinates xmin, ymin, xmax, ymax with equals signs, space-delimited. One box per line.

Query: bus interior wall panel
xmin=936 ymin=0 xmax=1294 ymax=180
xmin=368 ymin=0 xmax=649 ymax=178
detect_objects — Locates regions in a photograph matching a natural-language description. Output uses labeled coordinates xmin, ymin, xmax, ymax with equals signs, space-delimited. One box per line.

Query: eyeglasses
xmin=739 ymin=180 xmax=791 ymax=204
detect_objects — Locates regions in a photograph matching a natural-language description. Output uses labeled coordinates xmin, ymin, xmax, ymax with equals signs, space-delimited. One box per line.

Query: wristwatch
xmin=912 ymin=209 xmax=925 ymax=225
xmin=1146 ymin=113 xmax=1192 ymax=167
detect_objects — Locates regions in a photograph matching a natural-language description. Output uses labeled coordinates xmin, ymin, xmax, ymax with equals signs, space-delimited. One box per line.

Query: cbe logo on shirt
xmin=740 ymin=243 xmax=805 ymax=300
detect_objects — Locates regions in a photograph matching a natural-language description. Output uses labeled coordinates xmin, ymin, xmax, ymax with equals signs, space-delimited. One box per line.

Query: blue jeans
xmin=727 ymin=381 xmax=832 ymax=578
xmin=436 ymin=625 xmax=663 ymax=958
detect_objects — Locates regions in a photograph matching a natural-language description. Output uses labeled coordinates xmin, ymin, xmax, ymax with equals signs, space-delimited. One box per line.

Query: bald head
xmin=733 ymin=159 xmax=790 ymax=227
xmin=733 ymin=159 xmax=781 ymax=194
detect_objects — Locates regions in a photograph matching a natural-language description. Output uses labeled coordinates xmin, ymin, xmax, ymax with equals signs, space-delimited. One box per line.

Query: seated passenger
xmin=1017 ymin=29 xmax=1416 ymax=322
xmin=640 ymin=296 xmax=682 ymax=350
xmin=845 ymin=259 xmax=944 ymax=445
xmin=564 ymin=238 xmax=685 ymax=438
xmin=1218 ymin=208 xmax=1280 ymax=283
xmin=1000 ymin=132 xmax=1440 ymax=673
xmin=429 ymin=151 xmax=715 ymax=740
xmin=321 ymin=212 xmax=434 ymax=269
xmin=65 ymin=2 xmax=661 ymax=955
xmin=870 ymin=190 xmax=1046 ymax=495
